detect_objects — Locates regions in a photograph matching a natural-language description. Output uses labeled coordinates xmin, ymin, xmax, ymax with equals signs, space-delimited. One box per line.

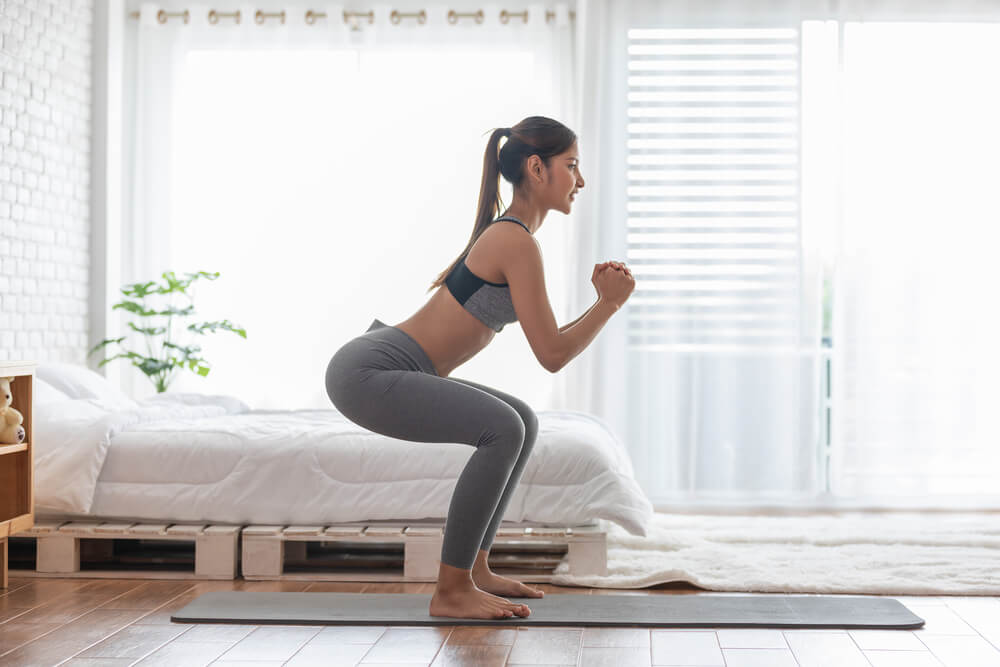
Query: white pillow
xmin=31 ymin=376 xmax=72 ymax=406
xmin=36 ymin=363 xmax=138 ymax=409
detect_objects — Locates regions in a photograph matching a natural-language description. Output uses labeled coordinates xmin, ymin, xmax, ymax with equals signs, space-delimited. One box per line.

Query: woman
xmin=325 ymin=116 xmax=635 ymax=620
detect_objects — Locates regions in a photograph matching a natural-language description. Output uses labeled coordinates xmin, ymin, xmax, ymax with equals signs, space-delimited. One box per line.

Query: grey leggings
xmin=325 ymin=318 xmax=539 ymax=570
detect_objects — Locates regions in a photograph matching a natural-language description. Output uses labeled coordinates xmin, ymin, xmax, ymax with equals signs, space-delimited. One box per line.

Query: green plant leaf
xmin=187 ymin=320 xmax=247 ymax=339
xmin=95 ymin=351 xmax=140 ymax=368
xmin=121 ymin=280 xmax=159 ymax=298
xmin=127 ymin=322 xmax=168 ymax=336
xmin=87 ymin=336 xmax=126 ymax=357
xmin=113 ymin=300 xmax=158 ymax=317
xmin=159 ymin=304 xmax=196 ymax=317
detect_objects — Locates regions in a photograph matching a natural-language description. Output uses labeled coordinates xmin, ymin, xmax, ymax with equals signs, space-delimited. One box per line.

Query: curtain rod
xmin=127 ymin=8 xmax=575 ymax=25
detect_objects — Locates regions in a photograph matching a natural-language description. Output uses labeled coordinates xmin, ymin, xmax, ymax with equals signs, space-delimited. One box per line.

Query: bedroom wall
xmin=0 ymin=1 xmax=93 ymax=363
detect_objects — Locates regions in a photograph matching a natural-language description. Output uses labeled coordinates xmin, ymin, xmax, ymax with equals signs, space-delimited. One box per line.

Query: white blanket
xmin=34 ymin=393 xmax=653 ymax=536
xmin=33 ymin=394 xmax=246 ymax=516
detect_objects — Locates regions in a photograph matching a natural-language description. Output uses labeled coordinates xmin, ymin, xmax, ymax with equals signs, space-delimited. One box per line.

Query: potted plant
xmin=88 ymin=270 xmax=247 ymax=393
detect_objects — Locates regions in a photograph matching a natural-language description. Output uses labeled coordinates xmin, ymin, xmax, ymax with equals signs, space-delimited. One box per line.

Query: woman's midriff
xmin=391 ymin=286 xmax=496 ymax=378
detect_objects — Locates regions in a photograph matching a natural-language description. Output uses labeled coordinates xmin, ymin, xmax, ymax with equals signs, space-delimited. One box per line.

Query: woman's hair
xmin=427 ymin=115 xmax=577 ymax=293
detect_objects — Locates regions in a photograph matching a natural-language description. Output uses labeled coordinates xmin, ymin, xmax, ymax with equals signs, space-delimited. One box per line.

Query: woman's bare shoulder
xmin=483 ymin=220 xmax=538 ymax=248
xmin=467 ymin=221 xmax=538 ymax=284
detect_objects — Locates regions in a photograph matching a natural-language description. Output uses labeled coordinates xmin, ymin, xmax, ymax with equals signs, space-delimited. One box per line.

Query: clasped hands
xmin=598 ymin=260 xmax=632 ymax=278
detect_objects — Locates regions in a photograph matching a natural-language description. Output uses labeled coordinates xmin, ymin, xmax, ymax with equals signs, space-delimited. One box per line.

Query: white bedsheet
xmin=34 ymin=393 xmax=653 ymax=536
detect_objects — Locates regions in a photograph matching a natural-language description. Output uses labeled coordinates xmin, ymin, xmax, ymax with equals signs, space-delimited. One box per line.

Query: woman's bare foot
xmin=431 ymin=560 xmax=531 ymax=619
xmin=473 ymin=571 xmax=545 ymax=599
xmin=429 ymin=586 xmax=530 ymax=620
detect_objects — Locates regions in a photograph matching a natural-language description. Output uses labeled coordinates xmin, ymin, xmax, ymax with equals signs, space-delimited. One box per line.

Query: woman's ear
xmin=526 ymin=154 xmax=545 ymax=184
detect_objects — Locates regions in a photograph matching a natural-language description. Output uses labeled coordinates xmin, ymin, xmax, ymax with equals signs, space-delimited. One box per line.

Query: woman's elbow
xmin=542 ymin=352 xmax=564 ymax=374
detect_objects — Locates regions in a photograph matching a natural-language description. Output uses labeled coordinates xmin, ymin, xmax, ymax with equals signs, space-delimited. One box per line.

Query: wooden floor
xmin=1 ymin=577 xmax=998 ymax=666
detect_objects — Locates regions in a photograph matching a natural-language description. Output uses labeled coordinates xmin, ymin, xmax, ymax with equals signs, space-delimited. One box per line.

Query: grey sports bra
xmin=443 ymin=216 xmax=531 ymax=332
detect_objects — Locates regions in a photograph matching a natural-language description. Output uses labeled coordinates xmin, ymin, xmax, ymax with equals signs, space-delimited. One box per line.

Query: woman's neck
xmin=499 ymin=204 xmax=544 ymax=234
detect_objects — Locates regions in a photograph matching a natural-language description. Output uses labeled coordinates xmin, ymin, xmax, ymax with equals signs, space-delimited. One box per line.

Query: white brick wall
xmin=0 ymin=0 xmax=92 ymax=362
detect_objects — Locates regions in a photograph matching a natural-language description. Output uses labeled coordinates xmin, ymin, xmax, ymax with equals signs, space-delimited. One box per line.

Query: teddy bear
xmin=1 ymin=376 xmax=26 ymax=445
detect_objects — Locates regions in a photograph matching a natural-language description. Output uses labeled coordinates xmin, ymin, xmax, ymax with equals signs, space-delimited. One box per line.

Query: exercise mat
xmin=171 ymin=592 xmax=925 ymax=629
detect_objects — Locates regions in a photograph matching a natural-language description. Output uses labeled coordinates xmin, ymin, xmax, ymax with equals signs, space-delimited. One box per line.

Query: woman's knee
xmin=479 ymin=408 xmax=526 ymax=454
xmin=505 ymin=399 xmax=538 ymax=452
xmin=488 ymin=393 xmax=537 ymax=449
xmin=521 ymin=408 xmax=539 ymax=450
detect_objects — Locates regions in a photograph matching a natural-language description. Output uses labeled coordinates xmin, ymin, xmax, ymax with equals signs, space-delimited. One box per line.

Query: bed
xmin=31 ymin=363 xmax=653 ymax=538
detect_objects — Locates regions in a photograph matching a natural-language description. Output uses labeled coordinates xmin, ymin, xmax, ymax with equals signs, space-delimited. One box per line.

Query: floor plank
xmin=285 ymin=642 xmax=372 ymax=666
xmin=0 ymin=579 xmax=94 ymax=623
xmin=11 ymin=580 xmax=143 ymax=625
xmin=783 ymin=631 xmax=870 ymax=667
xmin=0 ymin=620 xmax=63 ymax=655
xmin=362 ymin=626 xmax=453 ymax=664
xmin=580 ymin=646 xmax=652 ymax=667
xmin=650 ymin=630 xmax=724 ymax=666
xmin=74 ymin=623 xmax=190 ymax=660
xmin=133 ymin=639 xmax=233 ymax=666
xmin=0 ymin=608 xmax=149 ymax=665
xmin=507 ymin=628 xmax=583 ymax=665
xmin=721 ymin=648 xmax=798 ymax=667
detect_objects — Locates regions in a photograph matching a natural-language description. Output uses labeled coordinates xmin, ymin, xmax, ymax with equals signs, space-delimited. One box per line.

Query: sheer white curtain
xmin=563 ymin=0 xmax=1000 ymax=509
xmin=120 ymin=1 xmax=576 ymax=410
xmin=831 ymin=19 xmax=1000 ymax=504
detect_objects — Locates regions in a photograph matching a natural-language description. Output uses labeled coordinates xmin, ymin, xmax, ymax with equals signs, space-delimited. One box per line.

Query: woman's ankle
xmin=435 ymin=560 xmax=475 ymax=593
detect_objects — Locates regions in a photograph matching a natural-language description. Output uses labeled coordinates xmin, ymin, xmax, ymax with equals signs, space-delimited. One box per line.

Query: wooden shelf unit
xmin=1 ymin=360 xmax=35 ymax=588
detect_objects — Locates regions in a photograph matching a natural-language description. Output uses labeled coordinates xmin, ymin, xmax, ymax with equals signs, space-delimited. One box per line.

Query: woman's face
xmin=548 ymin=142 xmax=585 ymax=215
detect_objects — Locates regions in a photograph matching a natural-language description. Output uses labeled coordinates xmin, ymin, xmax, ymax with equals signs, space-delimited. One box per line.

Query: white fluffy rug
xmin=550 ymin=511 xmax=1000 ymax=595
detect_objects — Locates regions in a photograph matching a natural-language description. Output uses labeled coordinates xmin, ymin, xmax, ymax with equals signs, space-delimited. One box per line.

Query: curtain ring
xmin=156 ymin=10 xmax=189 ymax=24
xmin=447 ymin=10 xmax=484 ymax=24
xmin=500 ymin=10 xmax=528 ymax=24
xmin=391 ymin=10 xmax=428 ymax=25
xmin=255 ymin=10 xmax=286 ymax=25
xmin=208 ymin=10 xmax=241 ymax=25
xmin=304 ymin=10 xmax=327 ymax=25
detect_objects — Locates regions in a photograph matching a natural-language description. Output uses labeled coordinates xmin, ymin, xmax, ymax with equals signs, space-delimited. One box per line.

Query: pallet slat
xmin=363 ymin=525 xmax=406 ymax=537
xmin=57 ymin=522 xmax=103 ymax=535
xmin=93 ymin=523 xmax=136 ymax=534
xmin=23 ymin=520 xmax=65 ymax=535
xmin=128 ymin=524 xmax=171 ymax=536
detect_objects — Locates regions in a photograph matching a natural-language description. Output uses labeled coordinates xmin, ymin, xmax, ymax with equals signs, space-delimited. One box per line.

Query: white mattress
xmin=34 ymin=394 xmax=653 ymax=536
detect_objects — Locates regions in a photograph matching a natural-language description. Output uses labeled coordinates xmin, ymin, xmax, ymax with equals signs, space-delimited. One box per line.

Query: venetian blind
xmin=626 ymin=27 xmax=803 ymax=352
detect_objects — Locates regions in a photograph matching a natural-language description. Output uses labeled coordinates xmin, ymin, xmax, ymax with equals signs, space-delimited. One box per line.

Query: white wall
xmin=0 ymin=0 xmax=93 ymax=363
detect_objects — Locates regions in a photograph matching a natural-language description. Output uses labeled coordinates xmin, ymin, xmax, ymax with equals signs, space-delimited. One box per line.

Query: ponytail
xmin=427 ymin=127 xmax=508 ymax=292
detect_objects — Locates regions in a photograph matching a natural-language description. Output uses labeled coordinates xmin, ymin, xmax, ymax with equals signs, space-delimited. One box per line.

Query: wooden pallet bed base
xmin=8 ymin=521 xmax=608 ymax=583
xmin=11 ymin=520 xmax=241 ymax=580
xmin=242 ymin=522 xmax=608 ymax=582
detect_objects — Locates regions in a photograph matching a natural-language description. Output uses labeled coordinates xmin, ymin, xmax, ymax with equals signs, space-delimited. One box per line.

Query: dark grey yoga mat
xmin=171 ymin=592 xmax=925 ymax=629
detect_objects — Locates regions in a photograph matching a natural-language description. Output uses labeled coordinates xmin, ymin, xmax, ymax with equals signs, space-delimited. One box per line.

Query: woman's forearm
xmin=553 ymin=299 xmax=619 ymax=371
xmin=559 ymin=298 xmax=599 ymax=334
